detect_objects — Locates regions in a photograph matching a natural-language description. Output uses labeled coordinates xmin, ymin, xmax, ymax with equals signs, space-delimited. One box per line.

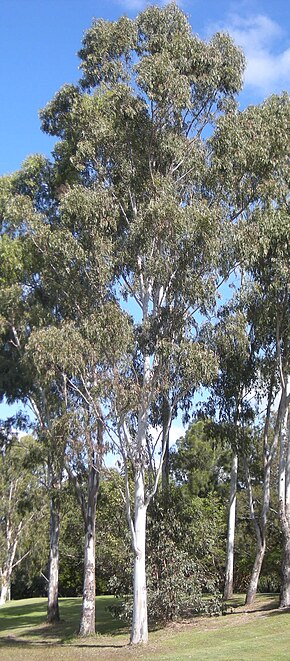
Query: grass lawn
xmin=1 ymin=594 xmax=290 ymax=660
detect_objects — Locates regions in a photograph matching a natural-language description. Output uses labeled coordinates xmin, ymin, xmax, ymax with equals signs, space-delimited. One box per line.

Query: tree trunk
xmin=131 ymin=469 xmax=148 ymax=645
xmin=246 ymin=540 xmax=266 ymax=605
xmin=0 ymin=514 xmax=24 ymax=606
xmin=224 ymin=451 xmax=238 ymax=600
xmin=280 ymin=535 xmax=290 ymax=608
xmin=161 ymin=396 xmax=170 ymax=497
xmin=245 ymin=385 xmax=282 ymax=605
xmin=279 ymin=388 xmax=290 ymax=608
xmin=0 ymin=572 xmax=10 ymax=606
xmin=47 ymin=486 xmax=61 ymax=623
xmin=79 ymin=463 xmax=98 ymax=636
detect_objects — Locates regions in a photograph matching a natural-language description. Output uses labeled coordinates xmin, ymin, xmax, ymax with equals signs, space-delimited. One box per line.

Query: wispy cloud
xmin=116 ymin=0 xmax=180 ymax=14
xmin=212 ymin=14 xmax=290 ymax=97
xmin=116 ymin=0 xmax=145 ymax=11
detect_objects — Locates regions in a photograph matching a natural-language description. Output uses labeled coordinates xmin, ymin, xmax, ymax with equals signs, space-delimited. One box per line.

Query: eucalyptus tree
xmin=2 ymin=2 xmax=288 ymax=642
xmin=226 ymin=282 xmax=287 ymax=606
xmin=26 ymin=306 xmax=130 ymax=635
xmin=36 ymin=4 xmax=290 ymax=642
xmin=39 ymin=4 xmax=245 ymax=643
xmin=203 ymin=305 xmax=257 ymax=600
xmin=0 ymin=159 xmax=70 ymax=622
xmin=241 ymin=196 xmax=290 ymax=605
xmin=0 ymin=422 xmax=43 ymax=605
xmin=210 ymin=90 xmax=290 ymax=604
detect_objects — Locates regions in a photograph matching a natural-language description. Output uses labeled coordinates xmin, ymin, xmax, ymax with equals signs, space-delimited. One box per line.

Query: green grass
xmin=1 ymin=594 xmax=290 ymax=661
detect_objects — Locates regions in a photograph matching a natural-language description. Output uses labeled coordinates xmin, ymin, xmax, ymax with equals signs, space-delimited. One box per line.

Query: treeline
xmin=0 ymin=3 xmax=289 ymax=645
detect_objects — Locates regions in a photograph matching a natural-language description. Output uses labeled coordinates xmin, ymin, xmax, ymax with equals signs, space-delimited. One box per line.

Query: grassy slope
xmin=0 ymin=595 xmax=290 ymax=661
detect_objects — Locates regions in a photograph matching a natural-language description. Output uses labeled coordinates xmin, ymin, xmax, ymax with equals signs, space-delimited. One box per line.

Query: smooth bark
xmin=246 ymin=386 xmax=281 ymax=605
xmin=246 ymin=540 xmax=266 ymax=605
xmin=0 ymin=575 xmax=10 ymax=606
xmin=244 ymin=450 xmax=267 ymax=605
xmin=279 ymin=381 xmax=290 ymax=607
xmin=47 ymin=485 xmax=61 ymax=623
xmin=161 ymin=396 xmax=170 ymax=496
xmin=131 ymin=470 xmax=148 ymax=645
xmin=79 ymin=462 xmax=99 ymax=636
xmin=223 ymin=450 xmax=238 ymax=599
xmin=0 ymin=494 xmax=23 ymax=606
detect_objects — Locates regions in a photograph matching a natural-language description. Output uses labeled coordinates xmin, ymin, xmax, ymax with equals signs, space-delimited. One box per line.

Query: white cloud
xmin=117 ymin=0 xmax=145 ymax=10
xmin=116 ymin=0 xmax=180 ymax=14
xmin=214 ymin=13 xmax=290 ymax=97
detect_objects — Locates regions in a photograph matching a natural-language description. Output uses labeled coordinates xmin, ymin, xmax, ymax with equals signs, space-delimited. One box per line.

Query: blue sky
xmin=0 ymin=0 xmax=289 ymax=176
xmin=0 ymin=0 xmax=289 ymax=428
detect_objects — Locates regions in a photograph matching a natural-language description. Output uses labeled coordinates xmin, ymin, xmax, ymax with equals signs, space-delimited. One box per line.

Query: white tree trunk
xmin=279 ymin=382 xmax=290 ymax=607
xmin=0 ymin=572 xmax=11 ymax=606
xmin=47 ymin=489 xmax=60 ymax=623
xmin=161 ymin=396 xmax=170 ymax=496
xmin=131 ymin=469 xmax=148 ymax=645
xmin=79 ymin=464 xmax=98 ymax=636
xmin=0 ymin=515 xmax=22 ymax=607
xmin=246 ymin=539 xmax=266 ymax=605
xmin=246 ymin=388 xmax=281 ymax=605
xmin=224 ymin=451 xmax=238 ymax=600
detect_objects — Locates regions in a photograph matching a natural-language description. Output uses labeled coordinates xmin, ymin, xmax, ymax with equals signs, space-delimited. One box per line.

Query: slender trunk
xmin=224 ymin=451 xmax=238 ymax=600
xmin=79 ymin=463 xmax=98 ymax=636
xmin=131 ymin=469 xmax=148 ymax=645
xmin=0 ymin=515 xmax=23 ymax=607
xmin=279 ymin=386 xmax=290 ymax=607
xmin=246 ymin=387 xmax=280 ymax=605
xmin=246 ymin=540 xmax=266 ymax=605
xmin=244 ymin=450 xmax=265 ymax=606
xmin=161 ymin=396 xmax=170 ymax=497
xmin=47 ymin=485 xmax=61 ymax=623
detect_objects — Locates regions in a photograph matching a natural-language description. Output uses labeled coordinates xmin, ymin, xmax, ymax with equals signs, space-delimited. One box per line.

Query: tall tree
xmin=0 ymin=422 xmax=43 ymax=605
xmin=36 ymin=4 xmax=287 ymax=643
xmin=203 ymin=305 xmax=256 ymax=600
xmin=2 ymin=3 xmax=289 ymax=643
xmin=0 ymin=158 xmax=69 ymax=623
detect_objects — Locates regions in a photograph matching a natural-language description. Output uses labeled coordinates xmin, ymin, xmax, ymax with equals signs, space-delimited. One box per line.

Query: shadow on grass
xmin=0 ymin=600 xmax=48 ymax=632
xmin=0 ymin=638 xmax=128 ymax=649
xmin=266 ymin=606 xmax=290 ymax=617
xmin=224 ymin=593 xmax=280 ymax=613
xmin=0 ymin=596 xmax=129 ymax=648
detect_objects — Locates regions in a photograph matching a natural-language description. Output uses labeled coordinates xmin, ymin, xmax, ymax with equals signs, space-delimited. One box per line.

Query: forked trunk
xmin=246 ymin=385 xmax=282 ymax=605
xmin=224 ymin=451 xmax=238 ymax=600
xmin=47 ymin=488 xmax=60 ymax=623
xmin=79 ymin=462 xmax=98 ymax=636
xmin=131 ymin=470 xmax=148 ymax=645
